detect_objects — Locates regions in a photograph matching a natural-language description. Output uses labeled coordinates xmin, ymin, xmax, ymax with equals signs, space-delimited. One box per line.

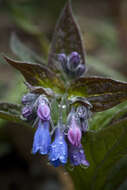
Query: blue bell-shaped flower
xmin=48 ymin=127 xmax=68 ymax=167
xmin=32 ymin=120 xmax=51 ymax=155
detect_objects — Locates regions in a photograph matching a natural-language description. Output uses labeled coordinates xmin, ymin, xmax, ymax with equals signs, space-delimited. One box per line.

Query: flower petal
xmin=48 ymin=128 xmax=68 ymax=167
xmin=32 ymin=120 xmax=51 ymax=155
xmin=69 ymin=143 xmax=89 ymax=166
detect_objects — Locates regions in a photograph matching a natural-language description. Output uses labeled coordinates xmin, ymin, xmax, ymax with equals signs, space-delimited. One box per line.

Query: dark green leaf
xmin=0 ymin=102 xmax=26 ymax=125
xmin=48 ymin=0 xmax=85 ymax=72
xmin=104 ymin=155 xmax=127 ymax=190
xmin=4 ymin=56 xmax=65 ymax=93
xmin=68 ymin=77 xmax=127 ymax=111
xmin=67 ymin=118 xmax=127 ymax=190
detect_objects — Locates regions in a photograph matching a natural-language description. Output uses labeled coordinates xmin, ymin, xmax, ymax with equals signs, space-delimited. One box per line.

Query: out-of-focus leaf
xmin=4 ymin=56 xmax=65 ymax=93
xmin=87 ymin=56 xmax=126 ymax=81
xmin=10 ymin=33 xmax=45 ymax=64
xmin=68 ymin=76 xmax=127 ymax=111
xmin=68 ymin=118 xmax=127 ymax=190
xmin=0 ymin=102 xmax=25 ymax=125
xmin=104 ymin=155 xmax=127 ymax=190
xmin=10 ymin=4 xmax=40 ymax=35
xmin=48 ymin=0 xmax=85 ymax=72
xmin=9 ymin=3 xmax=50 ymax=58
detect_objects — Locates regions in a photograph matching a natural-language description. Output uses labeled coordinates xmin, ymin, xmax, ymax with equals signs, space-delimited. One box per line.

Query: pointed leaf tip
xmin=48 ymin=0 xmax=85 ymax=72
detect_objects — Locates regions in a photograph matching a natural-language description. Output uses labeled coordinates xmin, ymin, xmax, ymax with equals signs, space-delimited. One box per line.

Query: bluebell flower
xmin=32 ymin=120 xmax=51 ymax=155
xmin=48 ymin=128 xmax=68 ymax=167
xmin=69 ymin=143 xmax=89 ymax=166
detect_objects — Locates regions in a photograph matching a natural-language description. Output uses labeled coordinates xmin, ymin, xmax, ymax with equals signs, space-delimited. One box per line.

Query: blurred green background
xmin=0 ymin=0 xmax=127 ymax=189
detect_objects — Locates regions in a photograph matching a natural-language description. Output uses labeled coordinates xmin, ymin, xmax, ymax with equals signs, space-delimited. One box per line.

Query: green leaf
xmin=10 ymin=33 xmax=44 ymax=64
xmin=48 ymin=0 xmax=86 ymax=72
xmin=0 ymin=102 xmax=26 ymax=125
xmin=67 ymin=118 xmax=127 ymax=190
xmin=104 ymin=155 xmax=127 ymax=190
xmin=4 ymin=56 xmax=65 ymax=93
xmin=68 ymin=76 xmax=127 ymax=112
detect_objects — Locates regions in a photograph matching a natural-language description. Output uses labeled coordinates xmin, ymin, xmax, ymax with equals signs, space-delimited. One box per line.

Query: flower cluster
xmin=21 ymin=52 xmax=90 ymax=168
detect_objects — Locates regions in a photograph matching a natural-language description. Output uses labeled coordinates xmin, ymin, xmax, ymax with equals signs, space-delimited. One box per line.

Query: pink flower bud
xmin=37 ymin=103 xmax=50 ymax=121
xmin=67 ymin=117 xmax=82 ymax=147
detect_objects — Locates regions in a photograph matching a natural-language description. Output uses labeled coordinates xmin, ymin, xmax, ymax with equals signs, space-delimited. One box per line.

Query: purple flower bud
xmin=37 ymin=103 xmax=50 ymax=121
xmin=68 ymin=52 xmax=80 ymax=70
xmin=67 ymin=116 xmax=82 ymax=147
xmin=22 ymin=105 xmax=33 ymax=119
xmin=58 ymin=53 xmax=67 ymax=64
xmin=69 ymin=143 xmax=90 ymax=166
xmin=22 ymin=93 xmax=38 ymax=105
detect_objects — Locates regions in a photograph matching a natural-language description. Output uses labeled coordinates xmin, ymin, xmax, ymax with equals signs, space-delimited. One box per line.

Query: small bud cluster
xmin=58 ymin=51 xmax=86 ymax=79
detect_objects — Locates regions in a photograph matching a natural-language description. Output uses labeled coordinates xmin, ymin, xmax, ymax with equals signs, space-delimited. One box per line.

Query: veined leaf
xmin=48 ymin=0 xmax=86 ymax=72
xmin=68 ymin=76 xmax=127 ymax=111
xmin=4 ymin=56 xmax=65 ymax=93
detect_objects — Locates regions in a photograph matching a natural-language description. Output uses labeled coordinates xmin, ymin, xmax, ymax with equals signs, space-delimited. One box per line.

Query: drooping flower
xmin=67 ymin=115 xmax=82 ymax=147
xmin=69 ymin=143 xmax=89 ymax=166
xmin=48 ymin=127 xmax=68 ymax=167
xmin=32 ymin=119 xmax=51 ymax=155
